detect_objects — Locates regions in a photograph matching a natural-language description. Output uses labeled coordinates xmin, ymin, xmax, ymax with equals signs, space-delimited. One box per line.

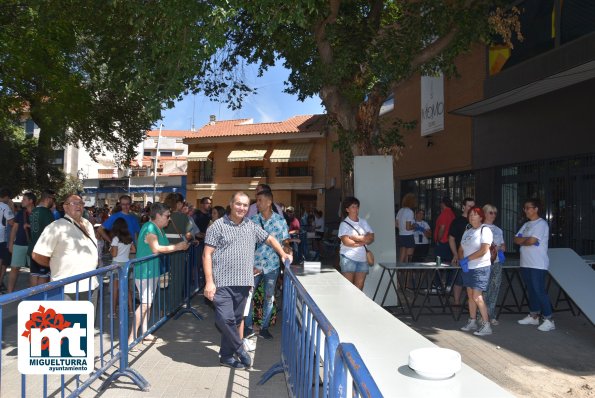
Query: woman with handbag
xmin=338 ymin=197 xmax=375 ymax=290
xmin=128 ymin=203 xmax=188 ymax=347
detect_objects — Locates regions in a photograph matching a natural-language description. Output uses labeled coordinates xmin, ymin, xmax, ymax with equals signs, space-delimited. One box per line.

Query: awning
xmin=269 ymin=144 xmax=313 ymax=163
xmin=452 ymin=60 xmax=595 ymax=116
xmin=187 ymin=151 xmax=212 ymax=162
xmin=227 ymin=147 xmax=267 ymax=162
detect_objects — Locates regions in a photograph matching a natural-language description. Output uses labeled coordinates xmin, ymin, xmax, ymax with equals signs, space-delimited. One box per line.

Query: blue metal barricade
xmin=332 ymin=343 xmax=382 ymax=398
xmin=260 ymin=262 xmax=382 ymax=397
xmin=0 ymin=244 xmax=202 ymax=397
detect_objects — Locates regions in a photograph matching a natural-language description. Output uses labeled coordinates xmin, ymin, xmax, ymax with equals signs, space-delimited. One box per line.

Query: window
xmin=25 ymin=119 xmax=36 ymax=136
xmin=53 ymin=150 xmax=65 ymax=166
xmin=191 ymin=160 xmax=214 ymax=183
xmin=160 ymin=151 xmax=173 ymax=157
xmin=143 ymin=151 xmax=151 ymax=156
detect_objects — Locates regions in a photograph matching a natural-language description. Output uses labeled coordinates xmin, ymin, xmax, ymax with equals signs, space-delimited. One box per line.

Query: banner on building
xmin=420 ymin=74 xmax=445 ymax=136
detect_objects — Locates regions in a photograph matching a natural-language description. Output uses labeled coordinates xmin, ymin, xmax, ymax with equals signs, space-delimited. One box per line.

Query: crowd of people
xmin=0 ymin=183 xmax=555 ymax=370
xmin=0 ymin=184 xmax=325 ymax=370
xmin=395 ymin=194 xmax=555 ymax=337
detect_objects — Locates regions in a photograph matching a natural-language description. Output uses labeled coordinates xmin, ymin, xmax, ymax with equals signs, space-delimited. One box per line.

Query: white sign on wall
xmin=420 ymin=74 xmax=445 ymax=136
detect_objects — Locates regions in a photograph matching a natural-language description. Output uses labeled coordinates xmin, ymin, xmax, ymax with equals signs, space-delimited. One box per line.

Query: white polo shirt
xmin=33 ymin=215 xmax=99 ymax=293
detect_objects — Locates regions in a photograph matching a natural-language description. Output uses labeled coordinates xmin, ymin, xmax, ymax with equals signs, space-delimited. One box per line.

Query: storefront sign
xmin=421 ymin=74 xmax=445 ymax=136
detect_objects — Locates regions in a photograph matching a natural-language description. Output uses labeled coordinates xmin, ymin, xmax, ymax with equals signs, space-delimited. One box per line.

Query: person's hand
xmin=533 ymin=240 xmax=540 ymax=247
xmin=451 ymin=256 xmax=459 ymax=265
xmin=204 ymin=282 xmax=216 ymax=301
xmin=282 ymin=253 xmax=293 ymax=266
xmin=516 ymin=233 xmax=523 ymax=238
xmin=175 ymin=241 xmax=189 ymax=251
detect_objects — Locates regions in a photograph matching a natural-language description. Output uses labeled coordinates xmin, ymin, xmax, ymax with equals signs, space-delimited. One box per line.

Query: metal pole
xmin=153 ymin=123 xmax=163 ymax=203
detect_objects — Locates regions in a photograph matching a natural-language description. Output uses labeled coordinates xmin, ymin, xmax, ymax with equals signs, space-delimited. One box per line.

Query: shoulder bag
xmin=342 ymin=220 xmax=375 ymax=266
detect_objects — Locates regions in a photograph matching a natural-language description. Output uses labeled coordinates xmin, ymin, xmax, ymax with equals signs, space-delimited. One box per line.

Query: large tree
xmin=216 ymin=0 xmax=520 ymax=178
xmin=0 ymin=0 xmax=232 ymax=188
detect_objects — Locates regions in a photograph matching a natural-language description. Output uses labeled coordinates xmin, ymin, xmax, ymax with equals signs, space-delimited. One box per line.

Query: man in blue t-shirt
xmin=97 ymin=195 xmax=140 ymax=244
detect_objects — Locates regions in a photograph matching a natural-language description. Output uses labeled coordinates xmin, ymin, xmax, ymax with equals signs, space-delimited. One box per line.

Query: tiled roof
xmin=146 ymin=130 xmax=198 ymax=138
xmin=194 ymin=115 xmax=326 ymax=138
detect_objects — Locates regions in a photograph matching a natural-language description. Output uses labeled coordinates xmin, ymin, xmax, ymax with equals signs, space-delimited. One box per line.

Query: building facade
xmin=385 ymin=1 xmax=595 ymax=255
xmin=184 ymin=115 xmax=343 ymax=222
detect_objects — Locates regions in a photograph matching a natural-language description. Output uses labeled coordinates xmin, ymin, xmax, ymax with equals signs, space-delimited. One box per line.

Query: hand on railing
xmin=175 ymin=241 xmax=190 ymax=251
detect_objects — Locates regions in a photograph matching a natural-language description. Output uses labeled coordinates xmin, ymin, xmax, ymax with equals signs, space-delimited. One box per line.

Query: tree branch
xmin=313 ymin=0 xmax=341 ymax=65
xmin=409 ymin=28 xmax=458 ymax=70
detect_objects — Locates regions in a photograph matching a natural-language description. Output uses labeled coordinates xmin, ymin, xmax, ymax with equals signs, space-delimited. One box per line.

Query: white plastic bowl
xmin=408 ymin=347 xmax=461 ymax=380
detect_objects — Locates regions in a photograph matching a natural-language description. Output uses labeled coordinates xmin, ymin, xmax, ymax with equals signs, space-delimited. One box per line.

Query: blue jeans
xmin=245 ymin=268 xmax=280 ymax=330
xmin=520 ymin=267 xmax=552 ymax=318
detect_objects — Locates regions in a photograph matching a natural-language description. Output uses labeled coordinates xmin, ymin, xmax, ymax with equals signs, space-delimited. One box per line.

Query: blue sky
xmin=160 ymin=63 xmax=325 ymax=130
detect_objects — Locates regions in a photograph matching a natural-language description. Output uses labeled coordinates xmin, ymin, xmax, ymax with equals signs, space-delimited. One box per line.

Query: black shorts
xmin=30 ymin=258 xmax=51 ymax=278
xmin=0 ymin=242 xmax=10 ymax=266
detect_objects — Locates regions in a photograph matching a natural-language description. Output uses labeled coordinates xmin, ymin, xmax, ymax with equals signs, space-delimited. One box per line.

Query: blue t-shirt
xmin=14 ymin=209 xmax=30 ymax=246
xmin=102 ymin=212 xmax=141 ymax=242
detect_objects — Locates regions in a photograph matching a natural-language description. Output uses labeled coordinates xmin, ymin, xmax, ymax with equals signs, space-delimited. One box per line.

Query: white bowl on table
xmin=408 ymin=347 xmax=461 ymax=380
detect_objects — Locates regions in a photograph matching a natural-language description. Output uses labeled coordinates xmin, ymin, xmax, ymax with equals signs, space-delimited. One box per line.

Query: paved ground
xmin=392 ymin=306 xmax=595 ymax=398
xmin=0 ymin=269 xmax=288 ymax=398
xmin=2 ymin=266 xmax=595 ymax=397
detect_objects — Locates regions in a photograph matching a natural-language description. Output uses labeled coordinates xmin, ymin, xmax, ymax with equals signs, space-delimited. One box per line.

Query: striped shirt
xmin=205 ymin=215 xmax=269 ymax=287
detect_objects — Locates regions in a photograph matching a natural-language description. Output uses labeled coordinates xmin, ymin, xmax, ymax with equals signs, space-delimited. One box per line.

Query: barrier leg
xmin=174 ymin=248 xmax=203 ymax=321
xmin=258 ymin=361 xmax=286 ymax=385
xmin=99 ymin=262 xmax=150 ymax=392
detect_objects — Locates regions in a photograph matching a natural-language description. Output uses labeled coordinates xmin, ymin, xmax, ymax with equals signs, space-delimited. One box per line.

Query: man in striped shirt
xmin=203 ymin=191 xmax=291 ymax=369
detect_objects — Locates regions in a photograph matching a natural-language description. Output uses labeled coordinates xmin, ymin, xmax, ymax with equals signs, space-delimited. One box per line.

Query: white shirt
xmin=396 ymin=208 xmax=414 ymax=236
xmin=339 ymin=217 xmax=374 ymax=262
xmin=33 ymin=215 xmax=99 ymax=293
xmin=111 ymin=236 xmax=132 ymax=262
xmin=314 ymin=216 xmax=325 ymax=233
xmin=0 ymin=202 xmax=15 ymax=243
xmin=413 ymin=220 xmax=431 ymax=245
xmin=517 ymin=218 xmax=549 ymax=270
xmin=460 ymin=225 xmax=493 ymax=269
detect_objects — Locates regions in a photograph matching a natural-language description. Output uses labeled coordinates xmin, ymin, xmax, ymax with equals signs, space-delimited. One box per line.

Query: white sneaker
xmin=490 ymin=318 xmax=499 ymax=326
xmin=243 ymin=338 xmax=256 ymax=352
xmin=473 ymin=321 xmax=493 ymax=336
xmin=537 ymin=319 xmax=556 ymax=332
xmin=518 ymin=314 xmax=540 ymax=325
xmin=461 ymin=318 xmax=478 ymax=331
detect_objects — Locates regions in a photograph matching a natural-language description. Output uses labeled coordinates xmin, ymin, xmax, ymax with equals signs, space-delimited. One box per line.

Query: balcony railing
xmin=275 ymin=166 xmax=313 ymax=177
xmin=190 ymin=170 xmax=214 ymax=183
xmin=233 ymin=167 xmax=268 ymax=178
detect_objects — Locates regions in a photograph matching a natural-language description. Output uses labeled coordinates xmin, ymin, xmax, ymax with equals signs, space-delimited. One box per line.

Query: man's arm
xmin=8 ymin=219 xmax=18 ymax=253
xmin=202 ymin=245 xmax=216 ymax=300
xmin=513 ymin=236 xmax=538 ymax=246
xmin=97 ymin=225 xmax=111 ymax=242
xmin=266 ymin=235 xmax=292 ymax=264
xmin=449 ymin=235 xmax=459 ymax=264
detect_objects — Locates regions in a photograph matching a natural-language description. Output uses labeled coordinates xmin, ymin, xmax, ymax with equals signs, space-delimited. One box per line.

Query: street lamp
xmin=152 ymin=123 xmax=163 ymax=203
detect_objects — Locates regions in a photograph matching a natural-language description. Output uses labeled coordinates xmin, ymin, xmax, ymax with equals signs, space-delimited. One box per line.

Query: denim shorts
xmin=461 ymin=266 xmax=491 ymax=291
xmin=340 ymin=255 xmax=369 ymax=274
xmin=399 ymin=234 xmax=415 ymax=249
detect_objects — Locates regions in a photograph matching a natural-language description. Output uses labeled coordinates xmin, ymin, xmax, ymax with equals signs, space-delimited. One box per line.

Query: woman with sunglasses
xmin=128 ymin=203 xmax=189 ymax=347
xmin=482 ymin=204 xmax=506 ymax=326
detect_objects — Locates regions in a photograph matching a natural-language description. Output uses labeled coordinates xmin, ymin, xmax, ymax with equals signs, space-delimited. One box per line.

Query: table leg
xmin=372 ymin=267 xmax=387 ymax=301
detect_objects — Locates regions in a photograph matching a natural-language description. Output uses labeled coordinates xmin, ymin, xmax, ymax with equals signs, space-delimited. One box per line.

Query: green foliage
xmin=0 ymin=0 xmax=227 ymax=165
xmin=57 ymin=175 xmax=85 ymax=200
xmin=213 ymin=0 xmax=519 ymax=162
xmin=0 ymin=118 xmax=63 ymax=194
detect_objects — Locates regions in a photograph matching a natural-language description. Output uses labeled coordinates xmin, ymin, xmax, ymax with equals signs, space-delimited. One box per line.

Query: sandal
xmin=142 ymin=335 xmax=165 ymax=344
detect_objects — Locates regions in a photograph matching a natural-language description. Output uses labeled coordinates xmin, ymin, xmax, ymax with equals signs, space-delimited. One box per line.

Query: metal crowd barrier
xmin=259 ymin=263 xmax=382 ymax=397
xmin=0 ymin=243 xmax=204 ymax=397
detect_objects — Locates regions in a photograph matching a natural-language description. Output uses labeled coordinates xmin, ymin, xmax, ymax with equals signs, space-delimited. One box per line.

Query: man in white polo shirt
xmin=32 ymin=193 xmax=99 ymax=304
